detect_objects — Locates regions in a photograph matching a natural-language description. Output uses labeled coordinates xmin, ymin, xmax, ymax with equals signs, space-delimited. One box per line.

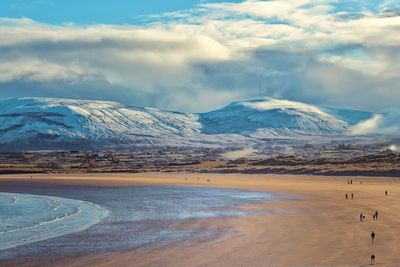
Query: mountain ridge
xmin=0 ymin=97 xmax=376 ymax=151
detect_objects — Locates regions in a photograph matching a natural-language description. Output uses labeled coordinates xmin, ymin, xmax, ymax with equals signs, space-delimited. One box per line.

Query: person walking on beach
xmin=351 ymin=193 xmax=354 ymax=199
xmin=385 ymin=190 xmax=388 ymax=196
xmin=370 ymin=254 xmax=375 ymax=265
xmin=351 ymin=179 xmax=353 ymax=184
xmin=374 ymin=211 xmax=378 ymax=220
xmin=346 ymin=193 xmax=348 ymax=199
xmin=371 ymin=231 xmax=376 ymax=243
xmin=360 ymin=213 xmax=363 ymax=222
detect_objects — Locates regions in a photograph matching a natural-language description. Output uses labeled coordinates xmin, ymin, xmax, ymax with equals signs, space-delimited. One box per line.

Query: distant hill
xmin=199 ymin=98 xmax=372 ymax=136
xmin=0 ymin=97 xmax=376 ymax=151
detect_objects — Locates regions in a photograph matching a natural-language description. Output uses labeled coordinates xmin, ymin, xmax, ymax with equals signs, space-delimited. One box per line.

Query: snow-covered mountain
xmin=0 ymin=97 xmax=375 ymax=151
xmin=199 ymin=98 xmax=372 ymax=136
xmin=0 ymin=97 xmax=203 ymax=150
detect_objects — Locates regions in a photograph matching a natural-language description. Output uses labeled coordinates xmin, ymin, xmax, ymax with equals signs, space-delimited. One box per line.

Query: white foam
xmin=0 ymin=193 xmax=109 ymax=251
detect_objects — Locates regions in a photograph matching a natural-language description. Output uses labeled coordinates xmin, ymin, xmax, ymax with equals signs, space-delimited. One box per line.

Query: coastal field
xmin=1 ymin=172 xmax=399 ymax=267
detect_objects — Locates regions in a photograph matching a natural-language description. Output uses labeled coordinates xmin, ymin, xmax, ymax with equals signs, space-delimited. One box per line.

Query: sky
xmin=0 ymin=0 xmax=400 ymax=121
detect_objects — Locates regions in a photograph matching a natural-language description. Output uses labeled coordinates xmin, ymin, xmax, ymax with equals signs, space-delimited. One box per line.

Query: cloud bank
xmin=0 ymin=1 xmax=400 ymax=117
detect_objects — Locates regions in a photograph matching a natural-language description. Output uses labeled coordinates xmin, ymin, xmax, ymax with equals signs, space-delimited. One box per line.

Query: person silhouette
xmin=371 ymin=231 xmax=376 ymax=243
xmin=375 ymin=211 xmax=378 ymax=220
xmin=370 ymin=254 xmax=375 ymax=265
xmin=346 ymin=193 xmax=348 ymax=199
xmin=351 ymin=193 xmax=354 ymax=199
xmin=360 ymin=213 xmax=363 ymax=222
xmin=385 ymin=190 xmax=388 ymax=196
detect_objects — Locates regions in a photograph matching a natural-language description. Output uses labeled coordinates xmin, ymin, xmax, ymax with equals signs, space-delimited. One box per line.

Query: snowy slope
xmin=0 ymin=98 xmax=202 ymax=149
xmin=0 ymin=97 xmax=375 ymax=150
xmin=199 ymin=98 xmax=372 ymax=136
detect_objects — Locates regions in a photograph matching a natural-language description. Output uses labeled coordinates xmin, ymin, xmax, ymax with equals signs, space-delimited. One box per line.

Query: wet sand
xmin=1 ymin=172 xmax=400 ymax=267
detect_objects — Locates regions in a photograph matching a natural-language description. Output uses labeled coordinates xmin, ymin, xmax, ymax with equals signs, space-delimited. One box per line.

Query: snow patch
xmin=242 ymin=98 xmax=326 ymax=116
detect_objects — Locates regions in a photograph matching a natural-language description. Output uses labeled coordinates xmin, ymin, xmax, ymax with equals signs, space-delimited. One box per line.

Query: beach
xmin=1 ymin=173 xmax=399 ymax=267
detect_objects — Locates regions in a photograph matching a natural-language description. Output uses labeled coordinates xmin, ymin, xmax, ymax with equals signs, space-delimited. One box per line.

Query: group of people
xmin=345 ymin=193 xmax=354 ymax=199
xmin=185 ymin=177 xmax=211 ymax=182
xmin=347 ymin=179 xmax=388 ymax=265
xmin=346 ymin=179 xmax=356 ymax=199
xmin=370 ymin=231 xmax=376 ymax=264
xmin=367 ymin=194 xmax=387 ymax=264
xmin=348 ymin=179 xmax=363 ymax=185
xmin=359 ymin=211 xmax=379 ymax=222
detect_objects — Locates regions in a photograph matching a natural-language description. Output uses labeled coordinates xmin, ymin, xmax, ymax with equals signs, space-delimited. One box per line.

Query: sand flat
xmin=1 ymin=173 xmax=399 ymax=267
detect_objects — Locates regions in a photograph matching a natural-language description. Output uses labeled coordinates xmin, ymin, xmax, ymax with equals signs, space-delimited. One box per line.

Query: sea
xmin=0 ymin=181 xmax=285 ymax=264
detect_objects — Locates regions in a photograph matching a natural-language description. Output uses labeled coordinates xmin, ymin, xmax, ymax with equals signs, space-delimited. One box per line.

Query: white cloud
xmin=0 ymin=1 xmax=400 ymax=113
xmin=0 ymin=59 xmax=94 ymax=83
xmin=317 ymin=54 xmax=387 ymax=76
xmin=347 ymin=114 xmax=383 ymax=135
xmin=223 ymin=148 xmax=257 ymax=159
xmin=388 ymin=144 xmax=399 ymax=152
xmin=347 ymin=110 xmax=400 ymax=136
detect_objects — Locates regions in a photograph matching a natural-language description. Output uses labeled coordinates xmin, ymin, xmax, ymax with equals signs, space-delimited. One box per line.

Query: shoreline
xmin=1 ymin=173 xmax=400 ymax=266
xmin=0 ymin=168 xmax=399 ymax=178
xmin=0 ymin=192 xmax=109 ymax=251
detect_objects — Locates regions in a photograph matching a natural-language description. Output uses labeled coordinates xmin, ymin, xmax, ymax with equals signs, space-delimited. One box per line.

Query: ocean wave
xmin=0 ymin=193 xmax=109 ymax=251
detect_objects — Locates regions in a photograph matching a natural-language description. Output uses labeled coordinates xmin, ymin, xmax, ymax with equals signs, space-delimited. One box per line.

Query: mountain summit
xmin=199 ymin=98 xmax=371 ymax=136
